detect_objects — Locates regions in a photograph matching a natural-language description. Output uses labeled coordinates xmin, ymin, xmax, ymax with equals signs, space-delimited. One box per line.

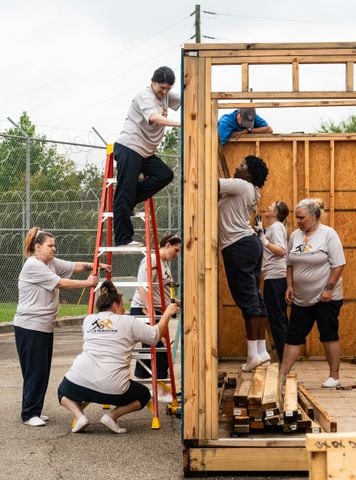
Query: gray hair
xmin=296 ymin=198 xmax=324 ymax=219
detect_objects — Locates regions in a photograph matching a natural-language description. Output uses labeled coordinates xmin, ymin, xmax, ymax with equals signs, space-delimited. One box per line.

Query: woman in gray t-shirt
xmin=258 ymin=200 xmax=290 ymax=361
xmin=130 ymin=233 xmax=181 ymax=401
xmin=14 ymin=227 xmax=108 ymax=428
xmin=280 ymin=199 xmax=346 ymax=388
xmin=113 ymin=66 xmax=180 ymax=246
xmin=58 ymin=281 xmax=178 ymax=433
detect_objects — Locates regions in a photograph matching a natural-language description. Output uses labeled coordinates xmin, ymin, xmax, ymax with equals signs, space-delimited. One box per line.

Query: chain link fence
xmin=0 ymin=133 xmax=181 ymax=306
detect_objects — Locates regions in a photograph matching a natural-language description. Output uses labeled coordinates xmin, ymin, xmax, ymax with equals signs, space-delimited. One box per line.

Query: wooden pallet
xmin=306 ymin=432 xmax=356 ymax=480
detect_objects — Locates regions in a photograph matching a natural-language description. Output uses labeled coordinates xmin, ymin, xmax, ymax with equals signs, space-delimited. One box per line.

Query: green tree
xmin=0 ymin=112 xmax=102 ymax=192
xmin=157 ymin=127 xmax=180 ymax=155
xmin=78 ymin=163 xmax=103 ymax=192
xmin=319 ymin=115 xmax=356 ymax=133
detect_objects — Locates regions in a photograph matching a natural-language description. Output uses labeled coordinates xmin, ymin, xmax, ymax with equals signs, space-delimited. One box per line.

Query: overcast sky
xmin=1 ymin=0 xmax=356 ymax=146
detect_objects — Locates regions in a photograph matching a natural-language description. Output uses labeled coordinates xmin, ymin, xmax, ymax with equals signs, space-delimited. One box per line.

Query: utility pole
xmin=194 ymin=4 xmax=201 ymax=43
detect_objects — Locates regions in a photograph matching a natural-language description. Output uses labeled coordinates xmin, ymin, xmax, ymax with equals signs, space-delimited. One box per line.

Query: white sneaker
xmin=40 ymin=415 xmax=49 ymax=422
xmin=131 ymin=211 xmax=145 ymax=221
xmin=127 ymin=240 xmax=144 ymax=247
xmin=72 ymin=414 xmax=89 ymax=433
xmin=158 ymin=393 xmax=173 ymax=403
xmin=100 ymin=414 xmax=127 ymax=434
xmin=241 ymin=356 xmax=264 ymax=372
xmin=24 ymin=416 xmax=46 ymax=427
xmin=322 ymin=377 xmax=340 ymax=388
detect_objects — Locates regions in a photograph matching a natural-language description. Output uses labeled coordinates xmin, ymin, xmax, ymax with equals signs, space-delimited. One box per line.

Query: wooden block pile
xmin=232 ymin=363 xmax=327 ymax=436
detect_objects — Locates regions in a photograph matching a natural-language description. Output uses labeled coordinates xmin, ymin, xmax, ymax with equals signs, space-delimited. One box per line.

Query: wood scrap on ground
xmin=220 ymin=363 xmax=335 ymax=436
xmin=298 ymin=384 xmax=337 ymax=433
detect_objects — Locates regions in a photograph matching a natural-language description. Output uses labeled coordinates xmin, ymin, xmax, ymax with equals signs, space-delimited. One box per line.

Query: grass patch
xmin=0 ymin=303 xmax=88 ymax=323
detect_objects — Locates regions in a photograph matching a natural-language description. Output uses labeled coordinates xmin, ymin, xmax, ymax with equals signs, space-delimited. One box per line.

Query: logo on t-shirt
xmin=88 ymin=318 xmax=117 ymax=333
xmin=292 ymin=242 xmax=313 ymax=254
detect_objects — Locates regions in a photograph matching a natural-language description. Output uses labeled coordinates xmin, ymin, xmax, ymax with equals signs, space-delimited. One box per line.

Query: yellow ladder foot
xmin=151 ymin=416 xmax=161 ymax=429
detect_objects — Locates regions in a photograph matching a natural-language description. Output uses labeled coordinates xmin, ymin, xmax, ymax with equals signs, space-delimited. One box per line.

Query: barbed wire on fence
xmin=0 ymin=133 xmax=181 ymax=304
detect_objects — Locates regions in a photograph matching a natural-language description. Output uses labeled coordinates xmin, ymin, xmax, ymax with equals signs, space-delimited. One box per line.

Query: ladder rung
xmin=102 ymin=211 xmax=145 ymax=221
xmin=133 ymin=347 xmax=167 ymax=353
xmin=132 ymin=378 xmax=171 ymax=384
xmin=131 ymin=315 xmax=162 ymax=323
xmin=106 ymin=177 xmax=116 ymax=186
xmin=132 ymin=353 xmax=152 ymax=360
xmin=131 ymin=211 xmax=146 ymax=221
xmin=115 ymin=281 xmax=149 ymax=287
xmin=95 ymin=281 xmax=151 ymax=290
xmin=98 ymin=246 xmax=147 ymax=256
xmin=102 ymin=212 xmax=113 ymax=221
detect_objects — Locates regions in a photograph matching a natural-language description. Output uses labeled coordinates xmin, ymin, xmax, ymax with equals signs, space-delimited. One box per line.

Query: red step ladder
xmin=88 ymin=144 xmax=179 ymax=429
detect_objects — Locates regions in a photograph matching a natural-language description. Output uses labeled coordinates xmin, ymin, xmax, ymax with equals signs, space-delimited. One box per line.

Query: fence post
xmin=25 ymin=137 xmax=30 ymax=230
xmin=7 ymin=118 xmax=31 ymax=230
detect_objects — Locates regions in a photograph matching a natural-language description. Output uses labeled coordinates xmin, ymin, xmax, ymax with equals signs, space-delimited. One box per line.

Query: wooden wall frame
xmin=182 ymin=42 xmax=356 ymax=474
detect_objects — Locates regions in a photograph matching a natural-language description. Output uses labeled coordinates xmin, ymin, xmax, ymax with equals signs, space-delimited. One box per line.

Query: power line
xmin=202 ymin=35 xmax=233 ymax=41
xmin=122 ymin=14 xmax=191 ymax=51
xmin=6 ymin=14 xmax=192 ymax=101
xmin=202 ymin=9 xmax=356 ymax=28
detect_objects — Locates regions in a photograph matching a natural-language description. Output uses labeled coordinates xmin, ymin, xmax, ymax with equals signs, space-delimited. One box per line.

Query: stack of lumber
xmin=231 ymin=363 xmax=332 ymax=436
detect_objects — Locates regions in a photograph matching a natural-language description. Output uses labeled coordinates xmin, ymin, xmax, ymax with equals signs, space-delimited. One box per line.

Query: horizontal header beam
xmin=217 ymin=100 xmax=356 ymax=109
xmin=184 ymin=42 xmax=356 ymax=52
xmin=210 ymin=55 xmax=355 ymax=65
xmin=212 ymin=91 xmax=356 ymax=100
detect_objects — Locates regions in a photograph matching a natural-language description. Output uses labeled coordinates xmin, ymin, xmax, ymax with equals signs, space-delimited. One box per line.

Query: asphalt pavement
xmin=0 ymin=322 xmax=307 ymax=480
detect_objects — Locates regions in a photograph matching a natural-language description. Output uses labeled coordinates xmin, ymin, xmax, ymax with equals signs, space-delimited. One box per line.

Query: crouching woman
xmin=58 ymin=281 xmax=178 ymax=433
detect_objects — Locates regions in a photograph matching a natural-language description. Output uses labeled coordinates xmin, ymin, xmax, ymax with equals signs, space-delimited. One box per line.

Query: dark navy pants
xmin=264 ymin=277 xmax=288 ymax=360
xmin=113 ymin=143 xmax=174 ymax=245
xmin=14 ymin=326 xmax=53 ymax=422
xmin=222 ymin=235 xmax=266 ymax=320
xmin=58 ymin=377 xmax=150 ymax=410
xmin=130 ymin=307 xmax=168 ymax=379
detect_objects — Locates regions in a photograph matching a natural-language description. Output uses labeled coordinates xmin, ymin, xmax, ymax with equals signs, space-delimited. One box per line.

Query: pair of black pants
xmin=113 ymin=143 xmax=174 ymax=245
xmin=286 ymin=300 xmax=342 ymax=345
xmin=14 ymin=326 xmax=53 ymax=422
xmin=130 ymin=307 xmax=168 ymax=379
xmin=58 ymin=377 xmax=150 ymax=410
xmin=263 ymin=278 xmax=288 ymax=360
xmin=222 ymin=235 xmax=266 ymax=320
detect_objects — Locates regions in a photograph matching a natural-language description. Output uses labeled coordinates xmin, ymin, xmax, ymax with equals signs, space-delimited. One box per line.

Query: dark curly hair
xmin=244 ymin=155 xmax=269 ymax=188
xmin=95 ymin=280 xmax=123 ymax=312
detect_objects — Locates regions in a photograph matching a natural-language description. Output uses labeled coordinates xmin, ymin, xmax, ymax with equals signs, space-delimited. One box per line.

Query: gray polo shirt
xmin=13 ymin=256 xmax=75 ymax=333
xmin=287 ymin=224 xmax=346 ymax=307
xmin=65 ymin=311 xmax=159 ymax=394
xmin=116 ymin=86 xmax=180 ymax=157
xmin=131 ymin=254 xmax=172 ymax=310
xmin=218 ymin=178 xmax=260 ymax=249
xmin=262 ymin=221 xmax=288 ymax=280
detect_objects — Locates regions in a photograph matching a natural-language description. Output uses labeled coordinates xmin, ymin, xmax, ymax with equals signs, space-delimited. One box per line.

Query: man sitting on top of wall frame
xmin=218 ymin=107 xmax=273 ymax=145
